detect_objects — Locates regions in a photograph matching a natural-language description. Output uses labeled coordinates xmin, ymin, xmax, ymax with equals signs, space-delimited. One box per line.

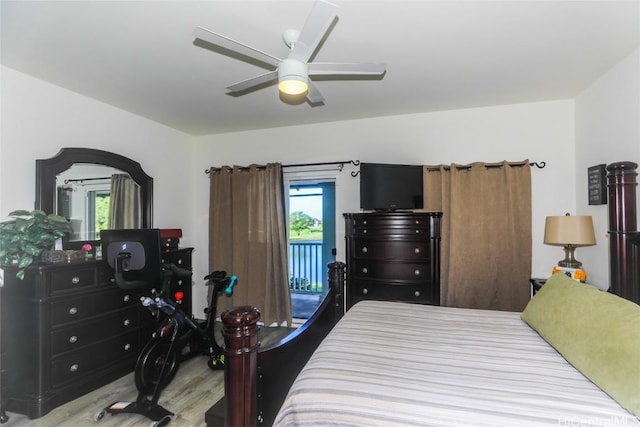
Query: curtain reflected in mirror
xmin=55 ymin=165 xmax=142 ymax=240
xmin=109 ymin=174 xmax=142 ymax=229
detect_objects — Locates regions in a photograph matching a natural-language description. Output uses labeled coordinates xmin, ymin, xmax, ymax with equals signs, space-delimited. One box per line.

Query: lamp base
xmin=558 ymin=245 xmax=583 ymax=269
xmin=557 ymin=260 xmax=583 ymax=269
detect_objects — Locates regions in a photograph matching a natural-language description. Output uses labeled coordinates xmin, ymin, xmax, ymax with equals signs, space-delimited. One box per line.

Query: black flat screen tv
xmin=360 ymin=163 xmax=423 ymax=211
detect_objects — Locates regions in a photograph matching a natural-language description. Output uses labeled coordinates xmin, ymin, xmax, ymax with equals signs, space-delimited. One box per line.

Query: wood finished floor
xmin=3 ymin=325 xmax=295 ymax=427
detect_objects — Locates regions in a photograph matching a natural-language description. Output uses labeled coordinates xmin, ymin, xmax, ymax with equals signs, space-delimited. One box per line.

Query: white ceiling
xmin=2 ymin=1 xmax=639 ymax=136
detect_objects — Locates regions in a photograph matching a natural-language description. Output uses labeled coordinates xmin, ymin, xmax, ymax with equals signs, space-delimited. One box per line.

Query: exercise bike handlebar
xmin=164 ymin=263 xmax=192 ymax=279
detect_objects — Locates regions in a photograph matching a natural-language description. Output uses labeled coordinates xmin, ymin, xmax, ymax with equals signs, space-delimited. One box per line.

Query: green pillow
xmin=521 ymin=273 xmax=640 ymax=417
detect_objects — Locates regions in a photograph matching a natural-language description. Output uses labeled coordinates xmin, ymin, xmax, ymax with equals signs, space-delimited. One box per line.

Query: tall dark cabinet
xmin=343 ymin=212 xmax=442 ymax=310
xmin=162 ymin=247 xmax=194 ymax=316
xmin=0 ymin=247 xmax=193 ymax=419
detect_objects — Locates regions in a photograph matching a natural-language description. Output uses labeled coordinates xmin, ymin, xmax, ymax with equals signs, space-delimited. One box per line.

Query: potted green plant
xmin=0 ymin=209 xmax=72 ymax=280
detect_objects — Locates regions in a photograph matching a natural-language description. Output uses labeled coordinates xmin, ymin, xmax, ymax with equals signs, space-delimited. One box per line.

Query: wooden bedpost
xmin=607 ymin=161 xmax=639 ymax=303
xmin=205 ymin=261 xmax=346 ymax=426
xmin=220 ymin=305 xmax=261 ymax=427
xmin=328 ymin=261 xmax=346 ymax=318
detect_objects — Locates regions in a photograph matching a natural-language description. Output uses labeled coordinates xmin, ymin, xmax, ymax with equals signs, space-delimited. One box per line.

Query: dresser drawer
xmin=51 ymin=330 xmax=139 ymax=387
xmin=352 ymin=222 xmax=430 ymax=237
xmin=51 ymin=306 xmax=140 ymax=355
xmin=351 ymin=280 xmax=436 ymax=303
xmin=351 ymin=260 xmax=431 ymax=281
xmin=353 ymin=239 xmax=431 ymax=260
xmin=50 ymin=266 xmax=98 ymax=294
xmin=50 ymin=287 xmax=138 ymax=326
xmin=353 ymin=215 xmax=430 ymax=227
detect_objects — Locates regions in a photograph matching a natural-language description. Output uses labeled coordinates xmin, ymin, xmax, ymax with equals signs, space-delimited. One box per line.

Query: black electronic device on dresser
xmin=0 ymin=248 xmax=193 ymax=419
xmin=343 ymin=212 xmax=442 ymax=310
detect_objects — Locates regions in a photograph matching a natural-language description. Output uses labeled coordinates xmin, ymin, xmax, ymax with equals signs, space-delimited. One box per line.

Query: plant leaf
xmin=18 ymin=255 xmax=33 ymax=268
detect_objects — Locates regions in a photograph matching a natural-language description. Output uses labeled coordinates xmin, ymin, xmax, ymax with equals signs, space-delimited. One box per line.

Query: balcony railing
xmin=289 ymin=241 xmax=323 ymax=293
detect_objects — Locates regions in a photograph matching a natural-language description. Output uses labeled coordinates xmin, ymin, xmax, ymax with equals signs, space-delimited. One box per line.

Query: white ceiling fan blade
xmin=306 ymin=81 xmax=325 ymax=104
xmin=193 ymin=26 xmax=282 ymax=67
xmin=289 ymin=0 xmax=338 ymax=63
xmin=226 ymin=71 xmax=278 ymax=93
xmin=308 ymin=62 xmax=387 ymax=76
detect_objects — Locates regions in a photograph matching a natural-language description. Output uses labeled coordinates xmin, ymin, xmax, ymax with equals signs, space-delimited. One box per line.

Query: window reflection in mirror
xmin=56 ymin=164 xmax=133 ymax=241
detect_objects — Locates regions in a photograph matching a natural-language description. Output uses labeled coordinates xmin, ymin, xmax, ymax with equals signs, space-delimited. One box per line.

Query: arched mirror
xmin=35 ymin=148 xmax=153 ymax=243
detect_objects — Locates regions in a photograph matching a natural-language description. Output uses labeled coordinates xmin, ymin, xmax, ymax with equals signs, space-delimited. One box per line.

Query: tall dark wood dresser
xmin=343 ymin=212 xmax=442 ymax=310
xmin=162 ymin=247 xmax=194 ymax=316
xmin=0 ymin=247 xmax=193 ymax=419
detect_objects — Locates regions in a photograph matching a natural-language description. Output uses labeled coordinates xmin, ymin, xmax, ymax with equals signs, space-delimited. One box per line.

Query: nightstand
xmin=530 ymin=278 xmax=546 ymax=296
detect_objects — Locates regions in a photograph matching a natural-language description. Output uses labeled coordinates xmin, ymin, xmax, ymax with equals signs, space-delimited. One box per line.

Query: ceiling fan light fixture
xmin=278 ymin=59 xmax=308 ymax=95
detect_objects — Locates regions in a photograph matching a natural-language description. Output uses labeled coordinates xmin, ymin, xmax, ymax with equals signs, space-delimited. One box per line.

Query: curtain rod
xmin=205 ymin=160 xmax=361 ymax=175
xmin=64 ymin=177 xmax=112 ymax=184
xmin=205 ymin=160 xmax=545 ymax=176
xmin=425 ymin=161 xmax=546 ymax=172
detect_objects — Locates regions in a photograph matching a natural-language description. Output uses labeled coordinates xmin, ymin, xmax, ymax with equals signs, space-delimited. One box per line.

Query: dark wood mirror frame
xmin=35 ymin=148 xmax=153 ymax=239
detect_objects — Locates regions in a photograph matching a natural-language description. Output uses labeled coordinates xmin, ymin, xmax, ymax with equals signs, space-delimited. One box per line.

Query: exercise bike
xmin=96 ymin=253 xmax=236 ymax=426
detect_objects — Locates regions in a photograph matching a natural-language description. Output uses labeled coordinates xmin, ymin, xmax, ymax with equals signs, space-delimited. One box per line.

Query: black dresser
xmin=0 ymin=247 xmax=193 ymax=419
xmin=343 ymin=212 xmax=442 ymax=310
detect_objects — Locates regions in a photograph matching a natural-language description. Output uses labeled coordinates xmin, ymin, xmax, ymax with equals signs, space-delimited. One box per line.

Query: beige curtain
xmin=423 ymin=161 xmax=532 ymax=312
xmin=109 ymin=174 xmax=142 ymax=229
xmin=208 ymin=164 xmax=292 ymax=326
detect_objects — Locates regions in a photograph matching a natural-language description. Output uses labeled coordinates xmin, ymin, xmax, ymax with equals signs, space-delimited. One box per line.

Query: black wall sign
xmin=588 ymin=164 xmax=607 ymax=205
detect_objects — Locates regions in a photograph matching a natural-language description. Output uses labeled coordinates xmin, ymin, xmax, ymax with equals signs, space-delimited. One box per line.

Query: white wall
xmin=0 ymin=66 xmax=197 ymax=242
xmin=193 ymin=100 xmax=576 ymax=313
xmin=575 ymin=48 xmax=640 ymax=289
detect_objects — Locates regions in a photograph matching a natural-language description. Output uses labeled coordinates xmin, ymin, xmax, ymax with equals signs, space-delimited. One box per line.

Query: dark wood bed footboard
xmin=205 ymin=261 xmax=346 ymax=427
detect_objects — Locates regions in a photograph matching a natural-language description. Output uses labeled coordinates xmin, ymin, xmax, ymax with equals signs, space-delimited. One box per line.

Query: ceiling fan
xmin=192 ymin=0 xmax=386 ymax=104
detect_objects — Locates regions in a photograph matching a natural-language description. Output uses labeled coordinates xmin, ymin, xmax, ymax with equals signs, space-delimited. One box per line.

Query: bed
xmin=205 ymin=161 xmax=640 ymax=426
xmin=274 ymin=297 xmax=639 ymax=426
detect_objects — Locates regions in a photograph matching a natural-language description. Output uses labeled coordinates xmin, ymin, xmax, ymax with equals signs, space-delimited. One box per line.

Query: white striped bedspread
xmin=274 ymin=300 xmax=640 ymax=427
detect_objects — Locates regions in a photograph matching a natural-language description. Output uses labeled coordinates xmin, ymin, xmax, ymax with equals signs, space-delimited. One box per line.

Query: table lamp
xmin=544 ymin=213 xmax=596 ymax=269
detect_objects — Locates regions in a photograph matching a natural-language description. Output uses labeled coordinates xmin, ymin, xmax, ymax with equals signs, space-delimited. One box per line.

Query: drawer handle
xmin=361 ymin=247 xmax=368 ymax=253
xmin=71 ymin=276 xmax=80 ymax=284
xmin=362 ymin=267 xmax=368 ymax=274
xmin=123 ymin=295 xmax=130 ymax=302
xmin=414 ymin=247 xmax=420 ymax=254
xmin=69 ymin=335 xmax=78 ymax=344
xmin=362 ymin=288 xmax=368 ymax=295
xmin=123 ymin=319 xmax=131 ymax=327
xmin=69 ymin=364 xmax=79 ymax=372
xmin=177 ymin=280 xmax=183 ymax=286
xmin=414 ymin=291 xmax=421 ymax=297
xmin=68 ymin=307 xmax=78 ymax=315
xmin=415 ymin=229 xmax=420 ymax=234
xmin=124 ymin=343 xmax=131 ymax=351
xmin=363 ymin=229 xmax=367 ymax=234
xmin=414 ymin=269 xmax=421 ymax=276
xmin=363 ymin=220 xmax=367 ymax=225
xmin=177 ymin=259 xmax=183 ymax=265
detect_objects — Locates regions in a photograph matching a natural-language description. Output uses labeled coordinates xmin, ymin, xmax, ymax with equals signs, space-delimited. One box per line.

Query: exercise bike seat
xmin=204 ymin=270 xmax=227 ymax=282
